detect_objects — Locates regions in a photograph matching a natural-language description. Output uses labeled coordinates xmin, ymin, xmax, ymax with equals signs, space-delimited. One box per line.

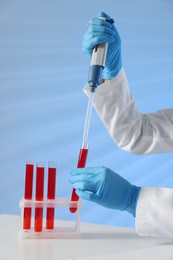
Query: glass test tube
xmin=46 ymin=161 xmax=57 ymax=230
xmin=34 ymin=161 xmax=45 ymax=232
xmin=23 ymin=160 xmax=34 ymax=230
xmin=70 ymin=147 xmax=88 ymax=213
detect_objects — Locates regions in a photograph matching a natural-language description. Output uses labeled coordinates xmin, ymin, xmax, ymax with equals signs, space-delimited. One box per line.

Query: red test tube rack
xmin=19 ymin=161 xmax=81 ymax=239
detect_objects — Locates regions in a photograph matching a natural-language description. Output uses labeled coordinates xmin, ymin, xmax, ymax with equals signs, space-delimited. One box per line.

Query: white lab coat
xmin=84 ymin=68 xmax=173 ymax=238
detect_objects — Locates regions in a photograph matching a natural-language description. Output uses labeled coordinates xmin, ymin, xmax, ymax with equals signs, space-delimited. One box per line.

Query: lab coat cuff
xmin=135 ymin=187 xmax=173 ymax=238
xmin=135 ymin=187 xmax=154 ymax=237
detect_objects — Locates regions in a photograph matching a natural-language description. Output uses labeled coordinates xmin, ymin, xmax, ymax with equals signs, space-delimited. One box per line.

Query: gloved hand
xmin=82 ymin=12 xmax=122 ymax=79
xmin=69 ymin=166 xmax=141 ymax=216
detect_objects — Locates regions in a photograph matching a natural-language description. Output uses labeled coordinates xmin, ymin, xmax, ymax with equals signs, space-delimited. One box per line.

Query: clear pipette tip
xmin=81 ymin=90 xmax=95 ymax=149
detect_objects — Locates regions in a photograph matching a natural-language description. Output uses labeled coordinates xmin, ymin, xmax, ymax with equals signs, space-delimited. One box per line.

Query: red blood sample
xmin=70 ymin=148 xmax=88 ymax=213
xmin=23 ymin=162 xmax=34 ymax=230
xmin=34 ymin=164 xmax=44 ymax=232
xmin=46 ymin=165 xmax=56 ymax=229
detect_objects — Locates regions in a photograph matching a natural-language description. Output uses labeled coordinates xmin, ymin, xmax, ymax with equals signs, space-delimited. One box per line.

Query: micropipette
xmin=70 ymin=15 xmax=114 ymax=213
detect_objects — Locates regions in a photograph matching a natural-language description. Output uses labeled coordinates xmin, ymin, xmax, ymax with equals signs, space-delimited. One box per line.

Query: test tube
xmin=70 ymin=147 xmax=88 ymax=213
xmin=23 ymin=160 xmax=34 ymax=230
xmin=34 ymin=161 xmax=45 ymax=232
xmin=46 ymin=161 xmax=57 ymax=230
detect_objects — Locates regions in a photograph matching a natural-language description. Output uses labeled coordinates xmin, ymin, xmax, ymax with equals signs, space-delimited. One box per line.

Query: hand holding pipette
xmin=83 ymin=11 xmax=122 ymax=80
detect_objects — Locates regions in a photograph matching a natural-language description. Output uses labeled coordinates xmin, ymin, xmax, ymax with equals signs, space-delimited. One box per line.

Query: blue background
xmin=0 ymin=0 xmax=173 ymax=227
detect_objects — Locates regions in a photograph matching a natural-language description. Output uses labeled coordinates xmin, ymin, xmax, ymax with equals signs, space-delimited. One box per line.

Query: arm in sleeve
xmin=84 ymin=68 xmax=173 ymax=154
xmin=136 ymin=187 xmax=173 ymax=238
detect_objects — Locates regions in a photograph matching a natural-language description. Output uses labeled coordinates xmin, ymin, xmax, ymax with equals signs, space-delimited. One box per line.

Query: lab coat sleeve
xmin=135 ymin=187 xmax=173 ymax=238
xmin=84 ymin=68 xmax=173 ymax=154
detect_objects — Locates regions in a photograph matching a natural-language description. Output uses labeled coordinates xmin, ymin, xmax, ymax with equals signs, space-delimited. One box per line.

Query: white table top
xmin=0 ymin=214 xmax=173 ymax=260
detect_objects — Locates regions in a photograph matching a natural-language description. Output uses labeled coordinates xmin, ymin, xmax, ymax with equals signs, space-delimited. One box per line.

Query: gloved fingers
xmin=75 ymin=189 xmax=93 ymax=201
xmin=88 ymin=17 xmax=113 ymax=29
xmin=87 ymin=23 xmax=115 ymax=38
xmin=84 ymin=31 xmax=115 ymax=43
xmin=69 ymin=173 xmax=93 ymax=184
xmin=82 ymin=34 xmax=115 ymax=55
xmin=82 ymin=36 xmax=108 ymax=55
xmin=76 ymin=189 xmax=98 ymax=202
xmin=70 ymin=171 xmax=98 ymax=192
xmin=83 ymin=23 xmax=115 ymax=54
xmin=69 ymin=167 xmax=102 ymax=192
xmin=83 ymin=15 xmax=116 ymax=57
xmin=73 ymin=181 xmax=97 ymax=193
xmin=87 ymin=17 xmax=120 ymax=45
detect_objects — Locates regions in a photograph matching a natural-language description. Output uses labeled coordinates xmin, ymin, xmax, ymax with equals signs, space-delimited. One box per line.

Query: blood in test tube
xmin=34 ymin=162 xmax=45 ymax=232
xmin=23 ymin=161 xmax=34 ymax=230
xmin=46 ymin=161 xmax=56 ymax=230
xmin=70 ymin=148 xmax=88 ymax=213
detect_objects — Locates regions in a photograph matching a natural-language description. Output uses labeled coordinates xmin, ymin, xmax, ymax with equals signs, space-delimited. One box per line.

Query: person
xmin=69 ymin=12 xmax=173 ymax=238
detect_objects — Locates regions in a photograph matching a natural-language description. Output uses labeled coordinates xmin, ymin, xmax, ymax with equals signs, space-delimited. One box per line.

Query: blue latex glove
xmin=82 ymin=12 xmax=122 ymax=79
xmin=69 ymin=166 xmax=141 ymax=216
